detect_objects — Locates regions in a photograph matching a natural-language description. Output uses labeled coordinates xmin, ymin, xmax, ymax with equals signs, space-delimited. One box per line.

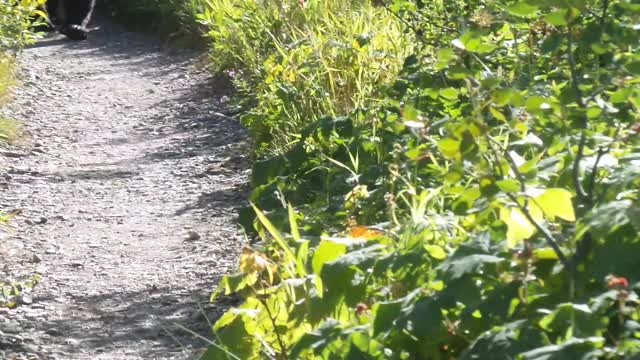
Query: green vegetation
xmin=191 ymin=0 xmax=640 ymax=358
xmin=1 ymin=0 xmax=44 ymax=142
xmin=196 ymin=0 xmax=412 ymax=152
xmin=0 ymin=0 xmax=46 ymax=50
xmin=105 ymin=0 xmax=203 ymax=39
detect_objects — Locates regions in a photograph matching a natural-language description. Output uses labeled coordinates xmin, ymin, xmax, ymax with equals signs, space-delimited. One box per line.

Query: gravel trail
xmin=0 ymin=17 xmax=248 ymax=360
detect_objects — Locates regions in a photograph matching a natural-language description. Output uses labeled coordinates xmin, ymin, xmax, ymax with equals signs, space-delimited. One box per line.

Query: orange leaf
xmin=349 ymin=225 xmax=383 ymax=239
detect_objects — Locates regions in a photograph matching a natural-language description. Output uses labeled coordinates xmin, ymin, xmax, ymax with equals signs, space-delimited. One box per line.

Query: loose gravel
xmin=0 ymin=16 xmax=248 ymax=360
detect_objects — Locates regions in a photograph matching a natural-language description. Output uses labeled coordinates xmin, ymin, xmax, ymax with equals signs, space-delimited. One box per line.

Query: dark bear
xmin=43 ymin=0 xmax=96 ymax=41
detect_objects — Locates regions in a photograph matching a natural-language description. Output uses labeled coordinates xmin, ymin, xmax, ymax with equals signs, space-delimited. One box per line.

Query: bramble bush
xmin=198 ymin=0 xmax=640 ymax=359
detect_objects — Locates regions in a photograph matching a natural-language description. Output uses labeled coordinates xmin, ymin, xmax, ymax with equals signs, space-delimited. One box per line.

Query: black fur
xmin=44 ymin=0 xmax=95 ymax=40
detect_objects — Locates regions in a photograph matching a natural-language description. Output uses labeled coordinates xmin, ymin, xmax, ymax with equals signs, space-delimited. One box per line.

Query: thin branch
xmin=600 ymin=0 xmax=610 ymax=26
xmin=587 ymin=146 xmax=606 ymax=202
xmin=259 ymin=296 xmax=289 ymax=360
xmin=567 ymin=20 xmax=585 ymax=110
xmin=505 ymin=192 xmax=572 ymax=271
xmin=573 ymin=132 xmax=589 ymax=202
xmin=486 ymin=137 xmax=571 ymax=270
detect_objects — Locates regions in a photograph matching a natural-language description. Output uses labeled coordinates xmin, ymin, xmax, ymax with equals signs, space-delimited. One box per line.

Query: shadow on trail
xmin=174 ymin=186 xmax=247 ymax=216
xmin=7 ymin=10 xmax=250 ymax=359
xmin=35 ymin=285 xmax=237 ymax=358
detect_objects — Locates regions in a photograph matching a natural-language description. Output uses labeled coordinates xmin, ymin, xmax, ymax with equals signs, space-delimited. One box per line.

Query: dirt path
xmin=0 ymin=17 xmax=248 ymax=360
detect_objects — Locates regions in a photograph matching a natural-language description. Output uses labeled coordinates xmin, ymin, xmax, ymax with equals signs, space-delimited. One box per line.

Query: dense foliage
xmin=194 ymin=0 xmax=640 ymax=359
xmin=195 ymin=0 xmax=412 ymax=153
xmin=0 ymin=0 xmax=46 ymax=50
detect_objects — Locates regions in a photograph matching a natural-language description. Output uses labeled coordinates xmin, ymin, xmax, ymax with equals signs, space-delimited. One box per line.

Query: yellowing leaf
xmin=500 ymin=207 xmax=537 ymax=248
xmin=534 ymin=188 xmax=576 ymax=222
xmin=239 ymin=247 xmax=276 ymax=284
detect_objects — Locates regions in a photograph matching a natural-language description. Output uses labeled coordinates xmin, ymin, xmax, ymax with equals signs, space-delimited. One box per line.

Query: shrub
xmin=0 ymin=0 xmax=46 ymax=50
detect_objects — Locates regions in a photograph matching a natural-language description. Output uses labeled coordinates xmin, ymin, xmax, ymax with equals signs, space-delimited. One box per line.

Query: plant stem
xmin=259 ymin=296 xmax=289 ymax=360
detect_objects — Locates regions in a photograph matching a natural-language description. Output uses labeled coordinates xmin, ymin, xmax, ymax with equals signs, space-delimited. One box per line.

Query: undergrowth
xmin=194 ymin=0 xmax=640 ymax=359
xmin=196 ymin=0 xmax=412 ymax=154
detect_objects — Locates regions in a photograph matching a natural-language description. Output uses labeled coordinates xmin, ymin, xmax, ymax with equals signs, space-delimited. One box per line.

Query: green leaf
xmin=492 ymin=89 xmax=516 ymax=107
xmin=625 ymin=62 xmax=640 ymax=75
xmin=435 ymin=48 xmax=456 ymax=70
xmin=520 ymin=337 xmax=604 ymax=360
xmin=496 ymin=179 xmax=521 ymax=192
xmin=534 ymin=188 xmax=576 ymax=222
xmin=373 ymin=299 xmax=403 ymax=335
xmin=545 ymin=10 xmax=568 ymax=26
xmin=425 ymin=244 xmax=447 ymax=260
xmin=525 ymin=96 xmax=549 ymax=112
xmin=439 ymin=87 xmax=459 ymax=100
xmin=438 ymin=138 xmax=460 ymax=159
xmin=312 ymin=240 xmax=347 ymax=275
xmin=533 ymin=247 xmax=559 ymax=260
xmin=252 ymin=204 xmax=299 ymax=272
xmin=438 ymin=253 xmax=504 ymax=281
xmin=461 ymin=321 xmax=548 ymax=360
xmin=506 ymin=3 xmax=538 ymax=17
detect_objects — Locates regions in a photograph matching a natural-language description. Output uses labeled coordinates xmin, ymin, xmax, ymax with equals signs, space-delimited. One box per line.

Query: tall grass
xmin=195 ymin=0 xmax=412 ymax=153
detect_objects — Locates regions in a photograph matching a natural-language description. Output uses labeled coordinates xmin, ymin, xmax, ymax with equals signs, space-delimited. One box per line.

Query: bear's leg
xmin=59 ymin=0 xmax=95 ymax=41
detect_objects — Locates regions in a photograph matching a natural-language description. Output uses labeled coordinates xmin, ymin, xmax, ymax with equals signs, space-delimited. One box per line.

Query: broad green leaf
xmin=373 ymin=299 xmax=403 ymax=335
xmin=312 ymin=240 xmax=347 ymax=275
xmin=492 ymin=89 xmax=516 ymax=107
xmin=534 ymin=188 xmax=576 ymax=222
